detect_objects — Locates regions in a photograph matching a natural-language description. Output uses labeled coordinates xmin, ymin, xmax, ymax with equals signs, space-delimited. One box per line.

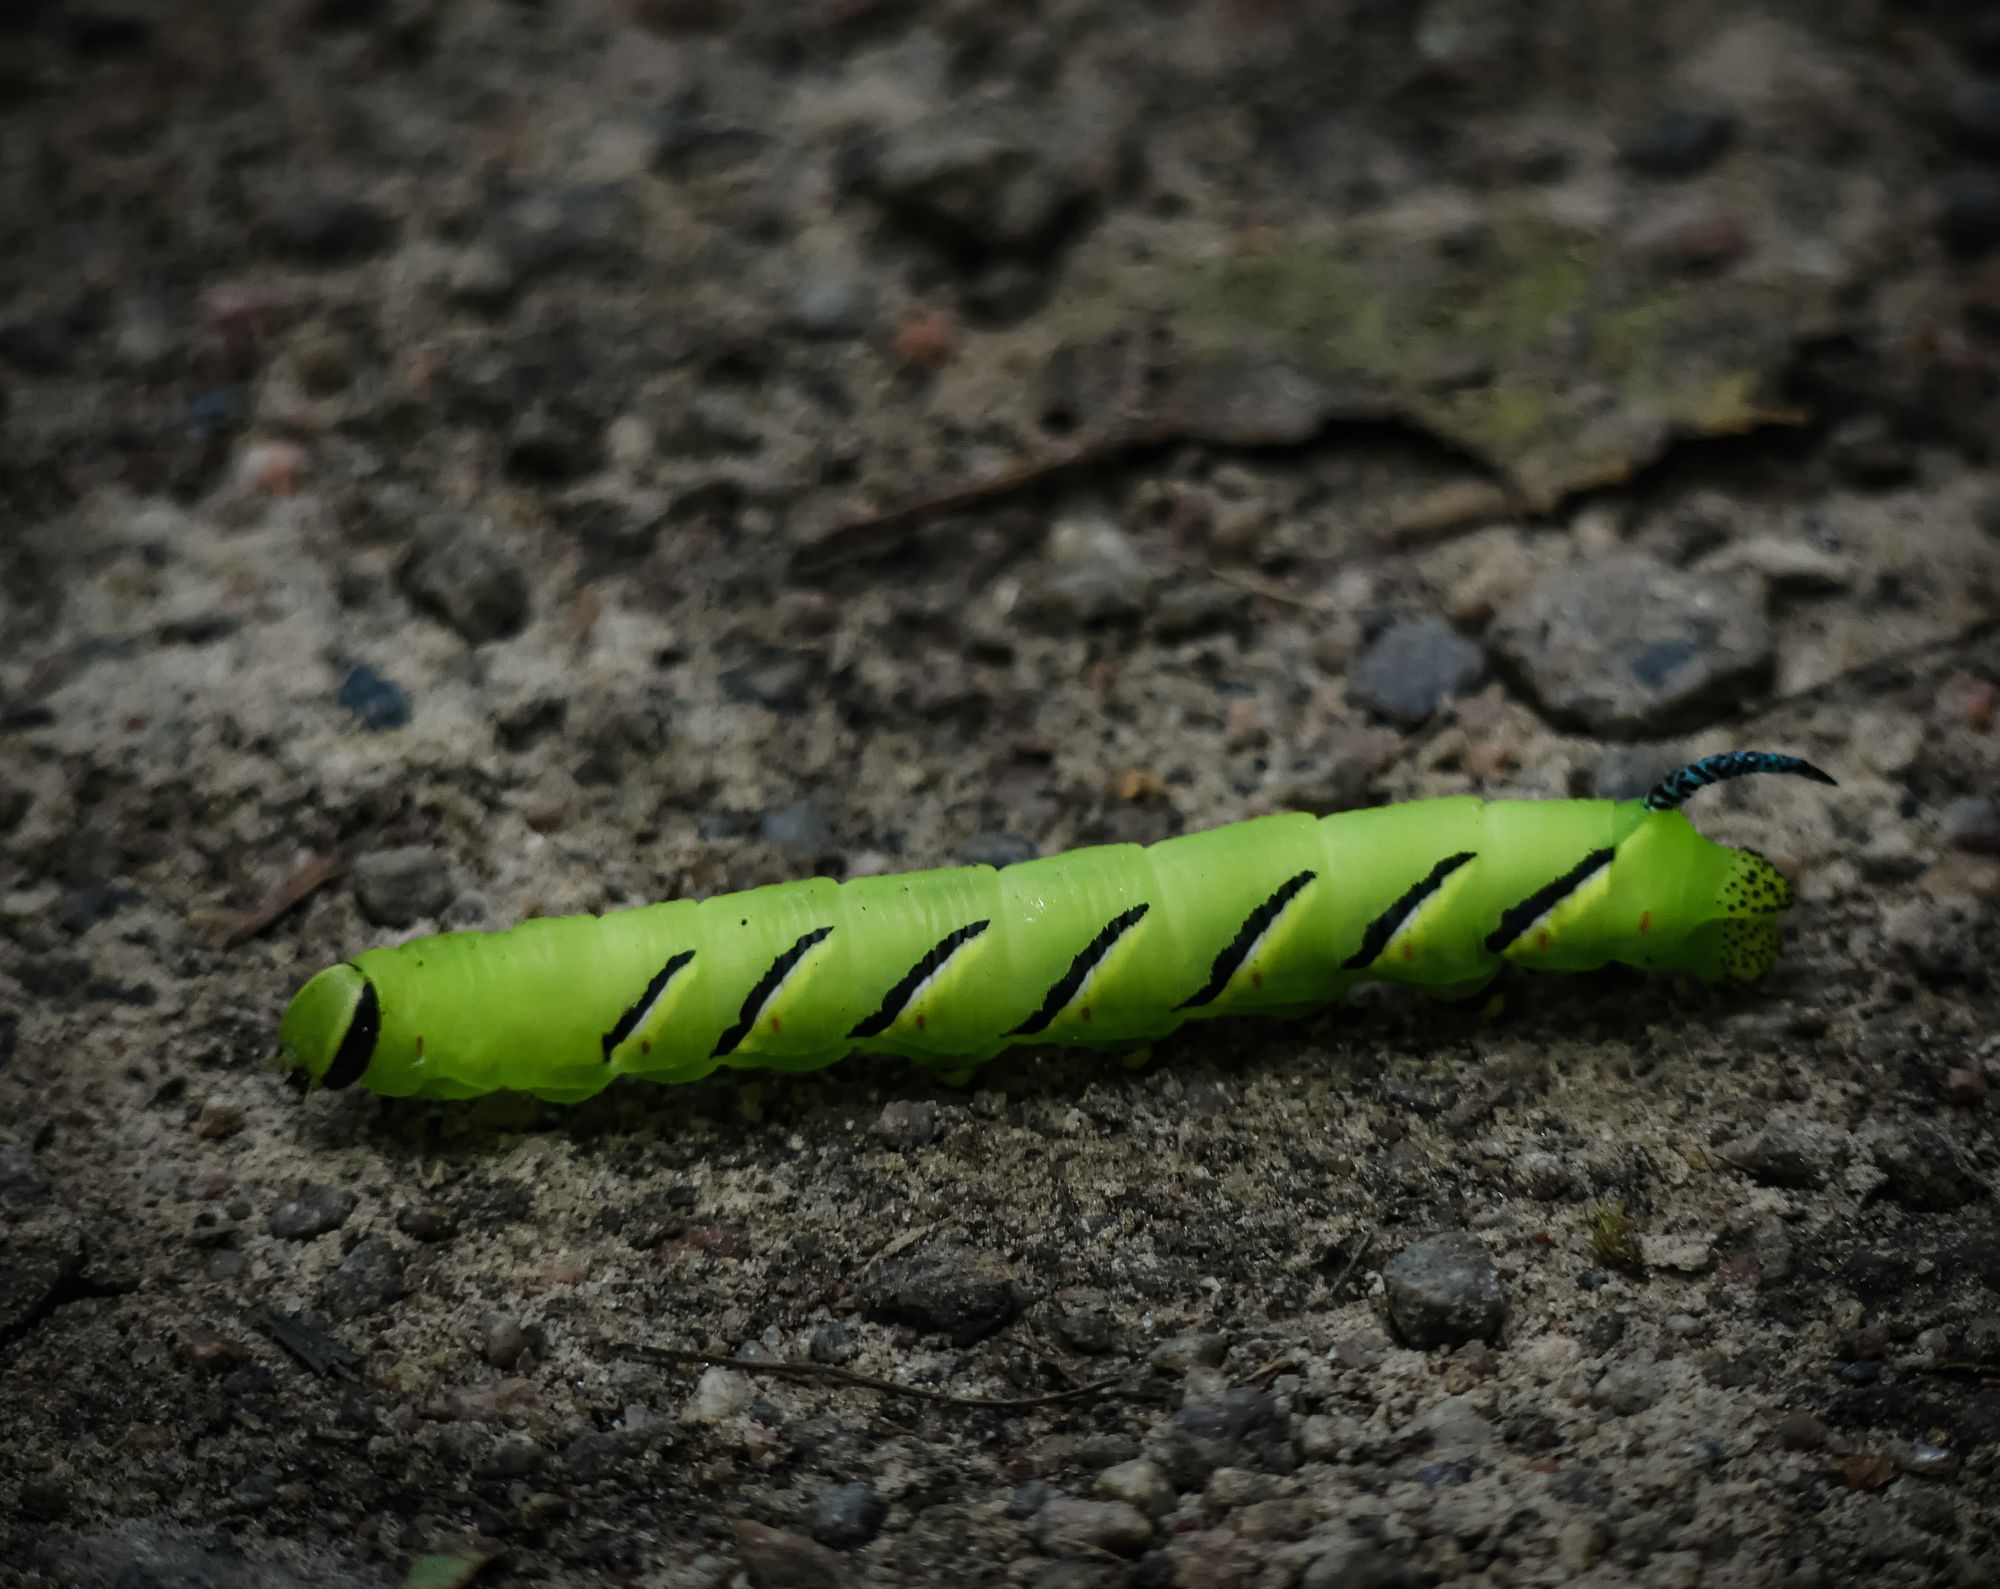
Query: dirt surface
xmin=5 ymin=2 xmax=2000 ymax=1585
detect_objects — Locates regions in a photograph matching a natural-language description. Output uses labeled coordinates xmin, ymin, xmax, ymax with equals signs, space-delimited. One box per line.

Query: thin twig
xmin=1328 ymin=1230 xmax=1375 ymax=1302
xmin=220 ymin=853 xmax=345 ymax=949
xmin=791 ymin=432 xmax=1167 ymax=574
xmin=1739 ymin=615 xmax=2000 ymax=726
xmin=613 ymin=1344 xmax=1124 ymax=1410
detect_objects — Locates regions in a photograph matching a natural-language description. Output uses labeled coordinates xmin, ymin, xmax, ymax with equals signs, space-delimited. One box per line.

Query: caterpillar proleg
xmin=275 ymin=752 xmax=1832 ymax=1102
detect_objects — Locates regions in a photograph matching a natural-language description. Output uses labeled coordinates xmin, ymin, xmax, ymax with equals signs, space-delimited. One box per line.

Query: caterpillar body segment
xmin=275 ymin=752 xmax=1830 ymax=1102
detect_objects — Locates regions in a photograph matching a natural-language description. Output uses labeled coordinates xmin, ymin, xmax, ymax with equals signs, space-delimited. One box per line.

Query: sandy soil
xmin=3 ymin=2 xmax=1999 ymax=1585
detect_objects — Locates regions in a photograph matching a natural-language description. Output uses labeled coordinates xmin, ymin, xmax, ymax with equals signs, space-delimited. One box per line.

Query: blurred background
xmin=2 ymin=2 xmax=1998 ymax=1586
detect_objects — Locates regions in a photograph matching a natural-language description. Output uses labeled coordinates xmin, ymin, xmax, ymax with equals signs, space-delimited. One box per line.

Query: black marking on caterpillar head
xmin=322 ymin=972 xmax=380 ymax=1092
xmin=712 ymin=926 xmax=833 ymax=1058
xmin=850 ymin=919 xmax=991 ymax=1039
xmin=1642 ymin=751 xmax=1836 ymax=812
xmin=601 ymin=949 xmax=696 ymax=1061
xmin=1178 ymin=870 xmax=1317 ymax=1010
xmin=1009 ymin=903 xmax=1150 ymax=1037
xmin=1340 ymin=852 xmax=1475 ymax=971
xmin=1485 ymin=848 xmax=1615 ymax=955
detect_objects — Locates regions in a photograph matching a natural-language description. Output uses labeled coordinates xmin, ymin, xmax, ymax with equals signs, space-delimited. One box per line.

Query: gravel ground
xmin=4 ymin=3 xmax=2000 ymax=1585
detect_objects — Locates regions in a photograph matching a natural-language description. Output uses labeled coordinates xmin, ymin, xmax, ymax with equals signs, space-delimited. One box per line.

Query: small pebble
xmin=480 ymin=1312 xmax=528 ymax=1368
xmin=195 ymin=1100 xmax=245 ymax=1141
xmin=337 ymin=665 xmax=411 ymax=731
xmin=319 ymin=1236 xmax=409 ymax=1319
xmin=185 ymin=388 xmax=245 ymax=437
xmin=1380 ymin=1231 xmax=1508 ymax=1349
xmin=684 ymin=1366 xmax=753 ymax=1423
xmin=351 ymin=845 xmax=454 ymax=929
xmin=1864 ymin=1120 xmax=1985 ymax=1211
xmin=787 ymin=272 xmax=873 ymax=340
xmin=1094 ymin=1458 xmax=1174 ymax=1518
xmin=396 ymin=1204 xmax=456 ymax=1242
xmin=181 ymin=1328 xmax=249 ymax=1372
xmin=268 ymin=1183 xmax=358 ymax=1240
xmin=235 ymin=439 xmax=309 ymax=495
xmin=872 ymin=1099 xmax=940 ymax=1148
xmin=1621 ymin=110 xmax=1736 ymax=177
xmin=859 ymin=1244 xmax=1021 ymax=1345
xmin=733 ymin=1521 xmax=849 ymax=1589
xmin=1347 ymin=617 xmax=1486 ymax=726
xmin=1940 ymin=796 xmax=2000 ymax=855
xmin=1034 ymin=1497 xmax=1153 ymax=1558
xmin=398 ymin=515 xmax=530 ymax=644
xmin=759 ymin=799 xmax=829 ymax=858
xmin=809 ymin=1480 xmax=888 ymax=1549
xmin=1490 ymin=554 xmax=1773 ymax=737
xmin=808 ymin=1319 xmax=853 ymax=1365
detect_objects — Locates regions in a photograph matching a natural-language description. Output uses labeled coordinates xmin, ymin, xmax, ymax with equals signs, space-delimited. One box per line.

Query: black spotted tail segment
xmin=1642 ymin=751 xmax=1836 ymax=812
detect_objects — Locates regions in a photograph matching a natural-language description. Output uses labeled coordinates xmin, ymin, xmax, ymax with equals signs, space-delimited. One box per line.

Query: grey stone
xmin=1300 ymin=1528 xmax=1413 ymax=1589
xmin=1035 ymin=1497 xmax=1153 ymax=1557
xmin=1034 ymin=514 xmax=1152 ymax=624
xmin=0 ymin=1143 xmax=49 ymax=1202
xmin=1863 ymin=1121 xmax=1985 ymax=1211
xmin=352 ymin=846 xmax=454 ymax=929
xmin=860 ymin=1244 xmax=1021 ymax=1345
xmin=846 ymin=106 xmax=1116 ymax=255
xmin=505 ymin=402 xmax=602 ymax=481
xmin=1150 ymin=1385 xmax=1294 ymax=1487
xmin=1094 ymin=1458 xmax=1174 ymax=1517
xmin=871 ymin=1099 xmax=940 ymax=1148
xmin=269 ymin=195 xmax=394 ymax=263
xmin=268 ymin=1184 xmax=358 ymax=1241
xmin=320 ymin=1236 xmax=409 ymax=1320
xmin=398 ymin=515 xmax=529 ymax=643
xmin=1051 ymin=1287 xmax=1116 ymax=1355
xmin=722 ymin=649 xmax=820 ymax=713
xmin=808 ymin=1481 xmax=888 ymax=1549
xmin=808 ymin=1319 xmax=853 ymax=1365
xmin=0 ymin=1221 xmax=84 ymax=1337
xmin=733 ymin=1521 xmax=851 ymax=1589
xmin=1380 ymin=1231 xmax=1508 ymax=1349
xmin=1489 ymin=554 xmax=1774 ymax=737
xmin=1722 ymin=1112 xmax=1845 ymax=1190
xmin=1940 ymin=796 xmax=2000 ymax=854
xmin=1348 ymin=617 xmax=1487 ymax=725
xmin=788 ymin=273 xmax=873 ymax=340
xmin=479 ymin=1312 xmax=528 ymax=1368
xmin=760 ymin=800 xmax=829 ymax=858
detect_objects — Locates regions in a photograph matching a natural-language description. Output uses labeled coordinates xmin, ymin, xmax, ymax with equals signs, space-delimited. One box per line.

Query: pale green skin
xmin=277 ymin=796 xmax=1794 ymax=1103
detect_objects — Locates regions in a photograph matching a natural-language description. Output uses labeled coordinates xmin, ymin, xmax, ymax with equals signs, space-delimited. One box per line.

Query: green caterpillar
xmin=275 ymin=752 xmax=1831 ymax=1103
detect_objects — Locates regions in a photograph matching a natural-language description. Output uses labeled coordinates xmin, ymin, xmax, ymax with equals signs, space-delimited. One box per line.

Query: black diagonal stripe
xmin=1484 ymin=847 xmax=1615 ymax=954
xmin=1339 ymin=852 xmax=1476 ymax=971
xmin=711 ymin=926 xmax=833 ymax=1059
xmin=601 ymin=949 xmax=696 ymax=1061
xmin=1176 ymin=871 xmax=1317 ymax=1010
xmin=1008 ymin=903 xmax=1150 ymax=1037
xmin=849 ymin=919 xmax=991 ymax=1039
xmin=322 ymin=972 xmax=380 ymax=1092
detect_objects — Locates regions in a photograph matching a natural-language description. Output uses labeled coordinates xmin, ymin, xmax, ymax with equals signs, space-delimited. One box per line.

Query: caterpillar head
xmin=275 ymin=963 xmax=379 ymax=1091
xmin=1621 ymin=752 xmax=1831 ymax=983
